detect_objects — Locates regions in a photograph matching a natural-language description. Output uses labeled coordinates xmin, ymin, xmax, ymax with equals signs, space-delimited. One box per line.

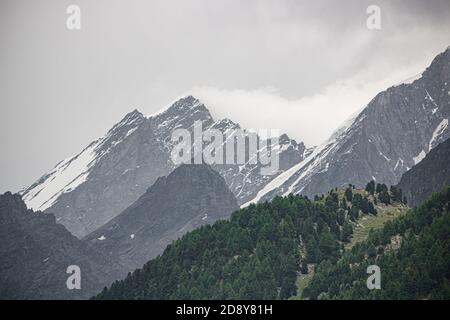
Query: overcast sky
xmin=1 ymin=0 xmax=450 ymax=193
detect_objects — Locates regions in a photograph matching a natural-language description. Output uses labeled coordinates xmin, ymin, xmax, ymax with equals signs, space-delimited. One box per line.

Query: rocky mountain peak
xmin=20 ymin=93 xmax=310 ymax=237
xmin=106 ymin=108 xmax=145 ymax=135
xmin=158 ymin=95 xmax=211 ymax=120
xmin=151 ymin=95 xmax=214 ymax=140
xmin=245 ymin=46 xmax=450 ymax=205
xmin=125 ymin=108 xmax=144 ymax=119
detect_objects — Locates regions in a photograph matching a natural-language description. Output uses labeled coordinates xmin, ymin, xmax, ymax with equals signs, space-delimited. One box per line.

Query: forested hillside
xmin=95 ymin=183 xmax=406 ymax=300
xmin=302 ymin=186 xmax=450 ymax=300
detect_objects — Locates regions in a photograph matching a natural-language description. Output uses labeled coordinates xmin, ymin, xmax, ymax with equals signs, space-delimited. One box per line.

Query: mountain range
xmin=20 ymin=48 xmax=450 ymax=240
xmin=20 ymin=96 xmax=308 ymax=238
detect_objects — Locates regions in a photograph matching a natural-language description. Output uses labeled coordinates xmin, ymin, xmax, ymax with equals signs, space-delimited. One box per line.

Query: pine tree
xmin=376 ymin=183 xmax=388 ymax=194
xmin=306 ymin=238 xmax=320 ymax=263
xmin=390 ymin=186 xmax=403 ymax=203
xmin=379 ymin=190 xmax=391 ymax=204
xmin=341 ymin=222 xmax=353 ymax=242
xmin=345 ymin=187 xmax=353 ymax=202
xmin=350 ymin=206 xmax=359 ymax=221
xmin=365 ymin=180 xmax=375 ymax=195
xmin=367 ymin=244 xmax=377 ymax=258
xmin=341 ymin=197 xmax=348 ymax=210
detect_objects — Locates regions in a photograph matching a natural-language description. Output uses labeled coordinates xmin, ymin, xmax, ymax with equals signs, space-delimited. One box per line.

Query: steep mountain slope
xmin=245 ymin=47 xmax=450 ymax=205
xmin=302 ymin=187 xmax=450 ymax=300
xmin=397 ymin=137 xmax=450 ymax=206
xmin=0 ymin=192 xmax=125 ymax=299
xmin=20 ymin=109 xmax=170 ymax=238
xmin=21 ymin=96 xmax=308 ymax=238
xmin=84 ymin=164 xmax=239 ymax=272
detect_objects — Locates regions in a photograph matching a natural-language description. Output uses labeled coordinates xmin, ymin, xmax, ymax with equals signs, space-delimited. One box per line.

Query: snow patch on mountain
xmin=21 ymin=111 xmax=144 ymax=211
xmin=22 ymin=142 xmax=100 ymax=211
xmin=241 ymin=107 xmax=363 ymax=208
xmin=413 ymin=150 xmax=427 ymax=165
xmin=429 ymin=118 xmax=448 ymax=151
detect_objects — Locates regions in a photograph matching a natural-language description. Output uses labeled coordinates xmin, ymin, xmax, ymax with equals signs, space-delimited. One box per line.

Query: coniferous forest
xmin=92 ymin=183 xmax=450 ymax=300
xmin=303 ymin=186 xmax=450 ymax=299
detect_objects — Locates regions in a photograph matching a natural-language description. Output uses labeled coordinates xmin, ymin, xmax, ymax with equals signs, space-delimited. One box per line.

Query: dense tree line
xmin=94 ymin=183 xmax=406 ymax=300
xmin=302 ymin=186 xmax=450 ymax=299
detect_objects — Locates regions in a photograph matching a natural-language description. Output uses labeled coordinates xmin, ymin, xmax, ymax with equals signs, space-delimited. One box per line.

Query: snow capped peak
xmin=146 ymin=95 xmax=207 ymax=119
xmin=20 ymin=109 xmax=146 ymax=212
xmin=166 ymin=95 xmax=206 ymax=113
xmin=109 ymin=109 xmax=145 ymax=132
xmin=128 ymin=108 xmax=144 ymax=118
xmin=151 ymin=95 xmax=213 ymax=125
xmin=149 ymin=96 xmax=215 ymax=139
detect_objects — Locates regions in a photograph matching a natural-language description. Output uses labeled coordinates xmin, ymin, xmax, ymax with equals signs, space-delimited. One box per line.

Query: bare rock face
xmin=0 ymin=192 xmax=125 ymax=299
xmin=21 ymin=96 xmax=307 ymax=238
xmin=247 ymin=47 xmax=450 ymax=204
xmin=84 ymin=164 xmax=239 ymax=272
xmin=398 ymin=137 xmax=450 ymax=207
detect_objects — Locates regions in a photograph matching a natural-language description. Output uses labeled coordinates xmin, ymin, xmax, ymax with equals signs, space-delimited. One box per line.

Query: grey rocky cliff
xmin=0 ymin=192 xmax=125 ymax=299
xmin=397 ymin=137 xmax=450 ymax=207
xmin=84 ymin=164 xmax=239 ymax=272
